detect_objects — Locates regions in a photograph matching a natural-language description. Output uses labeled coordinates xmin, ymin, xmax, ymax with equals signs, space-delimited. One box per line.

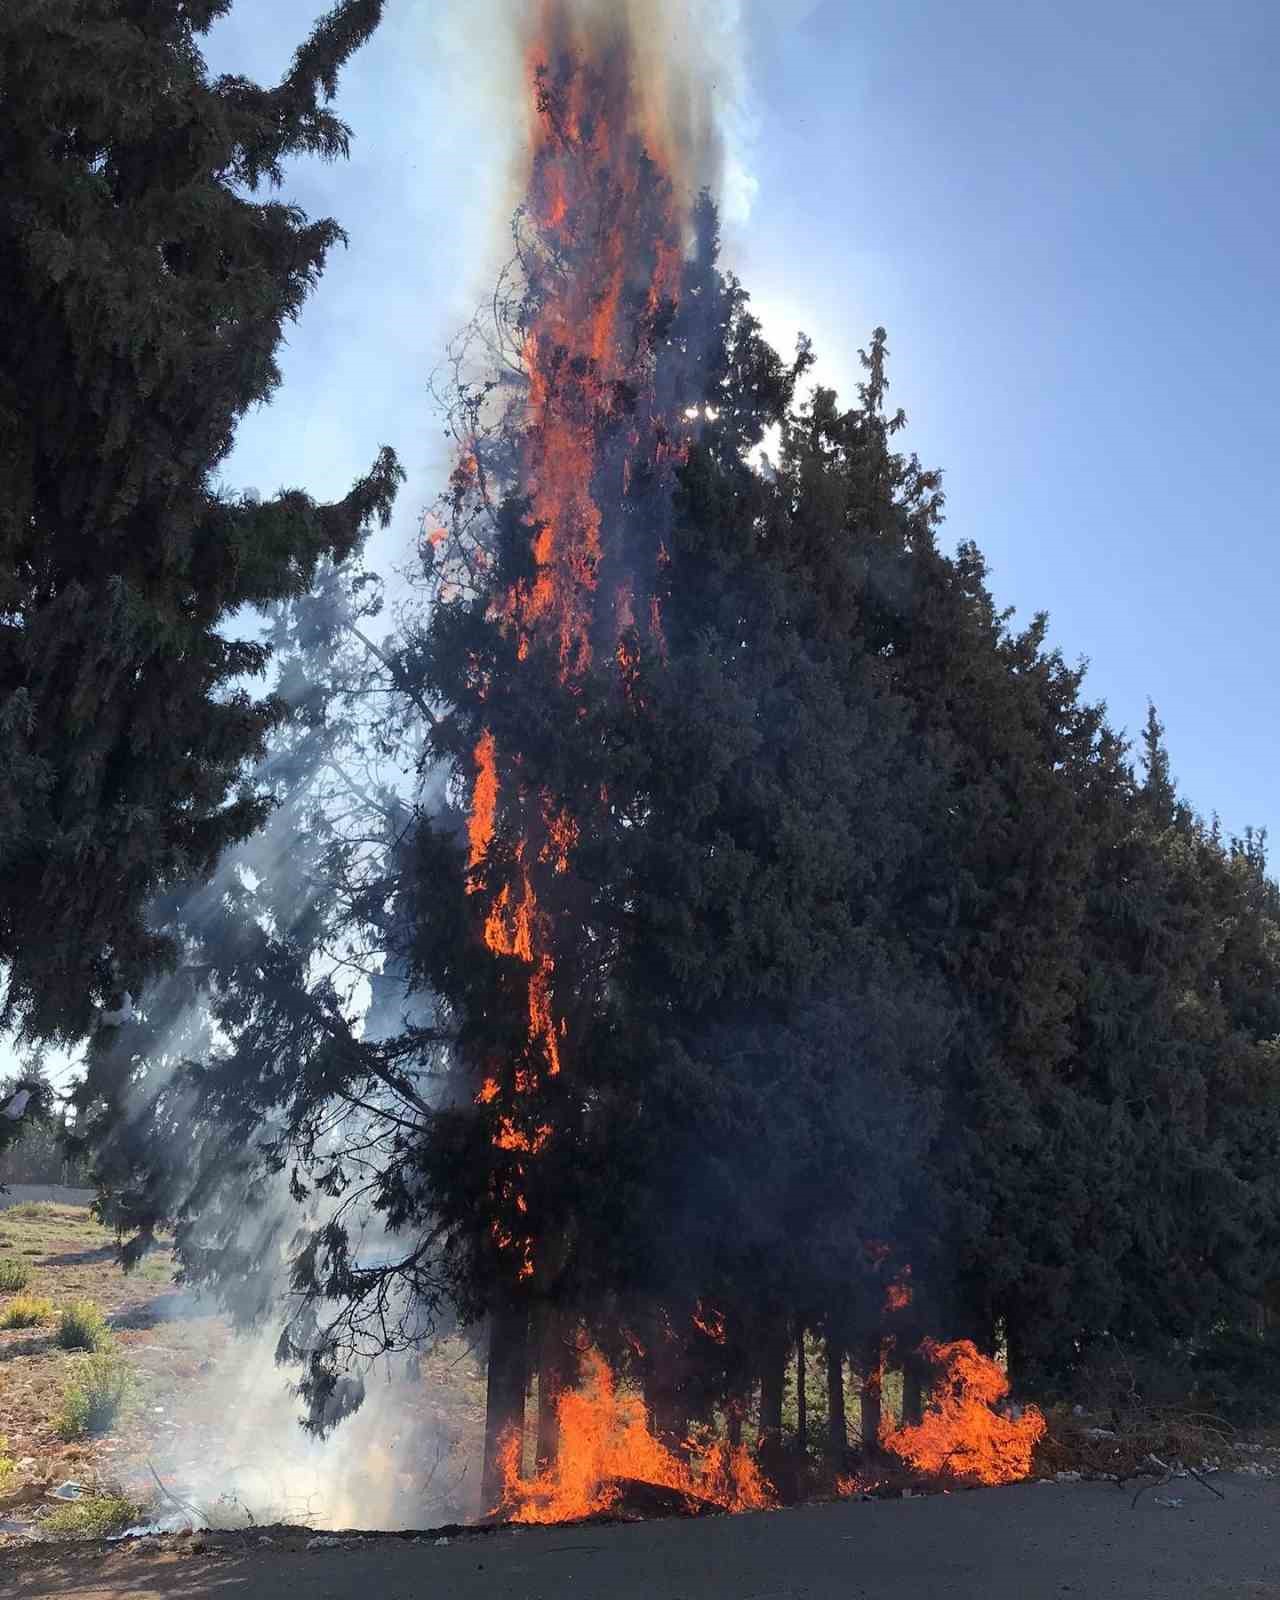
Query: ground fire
xmin=882 ymin=1340 xmax=1047 ymax=1487
xmin=496 ymin=1349 xmax=773 ymax=1522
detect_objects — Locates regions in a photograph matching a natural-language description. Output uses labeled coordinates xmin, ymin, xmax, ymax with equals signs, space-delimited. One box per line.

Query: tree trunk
xmin=756 ymin=1327 xmax=787 ymax=1468
xmin=535 ymin=1307 xmax=578 ymax=1471
xmin=826 ymin=1340 xmax=847 ymax=1459
xmin=481 ymin=1305 xmax=529 ymax=1512
xmin=794 ymin=1323 xmax=807 ymax=1455
xmin=1003 ymin=1315 xmax=1026 ymax=1392
xmin=858 ymin=1350 xmax=882 ymax=1454
xmin=902 ymin=1352 xmax=924 ymax=1428
xmin=726 ymin=1396 xmax=744 ymax=1450
xmin=642 ymin=1321 xmax=690 ymax=1456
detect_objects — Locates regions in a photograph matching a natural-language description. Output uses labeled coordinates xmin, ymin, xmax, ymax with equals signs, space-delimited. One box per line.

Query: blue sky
xmin=208 ymin=0 xmax=1278 ymax=849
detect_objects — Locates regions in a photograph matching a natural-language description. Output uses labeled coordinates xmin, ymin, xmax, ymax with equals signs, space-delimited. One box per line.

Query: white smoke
xmin=138 ymin=1296 xmax=481 ymax=1529
xmin=418 ymin=0 xmax=759 ymax=229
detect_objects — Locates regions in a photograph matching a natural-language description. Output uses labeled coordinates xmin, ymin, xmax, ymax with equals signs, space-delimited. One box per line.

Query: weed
xmin=43 ymin=1493 xmax=141 ymax=1538
xmin=1 ymin=1292 xmax=54 ymax=1329
xmin=0 ymin=1258 xmax=31 ymax=1291
xmin=57 ymin=1299 xmax=112 ymax=1352
xmin=135 ymin=1254 xmax=173 ymax=1285
xmin=56 ymin=1351 xmax=134 ymax=1438
xmin=0 ymin=1435 xmax=14 ymax=1487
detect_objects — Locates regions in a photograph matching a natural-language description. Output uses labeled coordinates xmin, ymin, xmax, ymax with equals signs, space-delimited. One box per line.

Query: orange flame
xmin=691 ymin=1301 xmax=726 ymax=1343
xmin=496 ymin=1349 xmax=773 ymax=1522
xmin=882 ymin=1340 xmax=1046 ymax=1486
xmin=458 ymin=2 xmax=696 ymax=1285
xmin=468 ymin=731 xmax=499 ymax=869
xmin=884 ymin=1263 xmax=913 ymax=1314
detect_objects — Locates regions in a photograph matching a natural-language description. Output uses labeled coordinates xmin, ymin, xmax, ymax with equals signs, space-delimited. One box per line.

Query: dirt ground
xmin=1 ymin=1472 xmax=1278 ymax=1600
xmin=0 ymin=1201 xmax=487 ymax=1534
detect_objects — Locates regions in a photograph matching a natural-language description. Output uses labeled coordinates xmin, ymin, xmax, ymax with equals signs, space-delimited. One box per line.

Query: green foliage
xmin=1189 ymin=1328 xmax=1280 ymax=1427
xmin=1 ymin=1292 xmax=53 ymax=1328
xmin=0 ymin=0 xmax=401 ymax=1044
xmin=0 ymin=1436 xmax=14 ymax=1487
xmin=56 ymin=1299 xmax=111 ymax=1352
xmin=0 ymin=1258 xmax=31 ymax=1291
xmin=42 ymin=1493 xmax=140 ymax=1537
xmin=0 ymin=1080 xmax=90 ymax=1186
xmin=56 ymin=1351 xmax=133 ymax=1438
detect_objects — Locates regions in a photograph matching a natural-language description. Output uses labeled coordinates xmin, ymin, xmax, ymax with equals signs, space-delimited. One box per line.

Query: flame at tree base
xmin=495 ymin=1349 xmax=774 ymax=1523
xmin=882 ymin=1339 xmax=1046 ymax=1486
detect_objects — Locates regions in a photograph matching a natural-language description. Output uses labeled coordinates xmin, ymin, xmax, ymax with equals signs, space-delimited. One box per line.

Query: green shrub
xmin=0 ymin=1436 xmax=14 ymax=1487
xmin=1 ymin=1292 xmax=53 ymax=1328
xmin=56 ymin=1351 xmax=133 ymax=1438
xmin=0 ymin=1258 xmax=31 ymax=1291
xmin=1189 ymin=1327 xmax=1280 ymax=1426
xmin=56 ymin=1299 xmax=111 ymax=1352
xmin=43 ymin=1493 xmax=141 ymax=1538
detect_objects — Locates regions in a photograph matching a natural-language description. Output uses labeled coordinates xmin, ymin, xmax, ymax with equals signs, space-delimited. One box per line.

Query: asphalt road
xmin=5 ymin=1472 xmax=1279 ymax=1600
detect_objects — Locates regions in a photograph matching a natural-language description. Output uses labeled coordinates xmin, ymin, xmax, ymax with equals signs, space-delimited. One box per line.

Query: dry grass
xmin=0 ymin=1258 xmax=32 ymax=1291
xmin=56 ymin=1299 xmax=112 ymax=1352
xmin=0 ymin=1202 xmax=198 ymax=1527
xmin=57 ymin=1351 xmax=135 ymax=1439
xmin=1 ymin=1294 xmax=54 ymax=1330
xmin=1035 ymin=1402 xmax=1280 ymax=1489
xmin=41 ymin=1491 xmax=142 ymax=1538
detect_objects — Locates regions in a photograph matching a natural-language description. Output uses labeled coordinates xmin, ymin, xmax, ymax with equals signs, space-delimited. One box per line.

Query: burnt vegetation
xmin=2 ymin=0 xmax=1279 ymax=1522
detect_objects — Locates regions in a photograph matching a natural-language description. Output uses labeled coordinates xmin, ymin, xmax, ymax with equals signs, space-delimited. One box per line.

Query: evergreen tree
xmin=405 ymin=189 xmax=956 ymax=1481
xmin=0 ymin=0 xmax=401 ymax=1044
xmin=71 ymin=559 xmax=451 ymax=1420
xmin=1055 ymin=708 xmax=1280 ymax=1376
xmin=0 ymin=1065 xmax=57 ymax=1178
xmin=873 ymin=514 xmax=1114 ymax=1376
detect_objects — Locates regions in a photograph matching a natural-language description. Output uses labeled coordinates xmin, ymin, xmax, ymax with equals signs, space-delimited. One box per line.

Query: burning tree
xmin=402 ymin=8 xmax=955 ymax=1506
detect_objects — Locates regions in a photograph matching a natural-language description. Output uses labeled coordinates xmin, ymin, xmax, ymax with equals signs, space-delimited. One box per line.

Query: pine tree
xmin=1058 ymin=709 xmax=1280 ymax=1374
xmin=883 ymin=520 xmax=1115 ymax=1374
xmin=71 ymin=558 xmax=451 ymax=1423
xmin=0 ymin=0 xmax=401 ymax=1044
xmin=404 ymin=190 xmax=956 ymax=1482
xmin=0 ymin=1065 xmax=56 ymax=1177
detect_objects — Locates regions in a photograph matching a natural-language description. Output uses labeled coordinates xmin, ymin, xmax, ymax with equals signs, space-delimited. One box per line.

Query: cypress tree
xmin=1059 ymin=708 xmax=1280 ymax=1374
xmin=405 ymin=208 xmax=954 ymax=1475
xmin=0 ymin=0 xmax=401 ymax=1043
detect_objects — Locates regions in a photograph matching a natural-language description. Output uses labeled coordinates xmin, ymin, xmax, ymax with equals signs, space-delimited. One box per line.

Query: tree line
xmin=3 ymin=0 xmax=1278 ymax=1505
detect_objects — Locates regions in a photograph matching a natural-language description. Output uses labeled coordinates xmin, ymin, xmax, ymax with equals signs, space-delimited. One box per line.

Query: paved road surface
xmin=4 ymin=1473 xmax=1278 ymax=1599
xmin=0 ymin=1184 xmax=95 ymax=1210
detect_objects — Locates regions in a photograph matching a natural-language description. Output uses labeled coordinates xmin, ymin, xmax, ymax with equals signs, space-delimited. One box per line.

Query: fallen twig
xmin=147 ymin=1461 xmax=213 ymax=1528
xmin=1130 ymin=1453 xmax=1225 ymax=1509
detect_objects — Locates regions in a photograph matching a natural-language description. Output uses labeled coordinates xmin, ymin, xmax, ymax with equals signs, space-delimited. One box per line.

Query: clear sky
xmin=5 ymin=0 xmax=1276 ymax=1087
xmin=208 ymin=0 xmax=1279 ymax=851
